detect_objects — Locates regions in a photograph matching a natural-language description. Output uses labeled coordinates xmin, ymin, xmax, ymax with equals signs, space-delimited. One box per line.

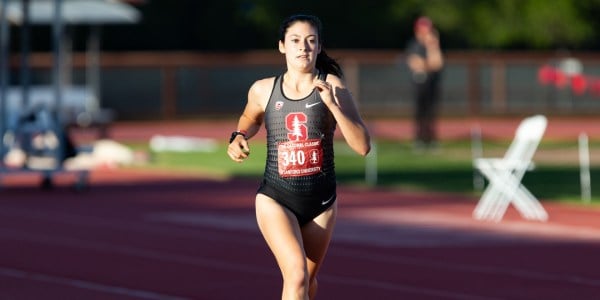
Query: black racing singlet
xmin=258 ymin=72 xmax=337 ymax=225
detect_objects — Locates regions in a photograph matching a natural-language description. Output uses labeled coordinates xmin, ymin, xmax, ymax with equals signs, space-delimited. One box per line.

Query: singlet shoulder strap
xmin=271 ymin=74 xmax=282 ymax=93
xmin=265 ymin=74 xmax=283 ymax=109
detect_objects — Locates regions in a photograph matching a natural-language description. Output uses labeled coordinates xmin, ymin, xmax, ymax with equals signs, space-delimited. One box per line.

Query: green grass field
xmin=136 ymin=138 xmax=600 ymax=204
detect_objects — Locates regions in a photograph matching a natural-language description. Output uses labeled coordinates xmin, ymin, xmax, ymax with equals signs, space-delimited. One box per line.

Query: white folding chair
xmin=473 ymin=115 xmax=549 ymax=222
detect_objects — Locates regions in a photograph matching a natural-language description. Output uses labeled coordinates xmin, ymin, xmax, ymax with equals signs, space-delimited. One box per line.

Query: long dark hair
xmin=278 ymin=14 xmax=343 ymax=78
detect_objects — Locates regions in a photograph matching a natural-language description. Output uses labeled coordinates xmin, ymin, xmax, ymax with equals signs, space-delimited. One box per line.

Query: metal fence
xmin=6 ymin=50 xmax=600 ymax=120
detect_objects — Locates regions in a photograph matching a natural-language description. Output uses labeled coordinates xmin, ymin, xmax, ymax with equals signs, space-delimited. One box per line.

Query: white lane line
xmin=0 ymin=228 xmax=506 ymax=299
xmin=332 ymin=247 xmax=600 ymax=288
xmin=0 ymin=267 xmax=188 ymax=300
xmin=2 ymin=209 xmax=599 ymax=297
xmin=0 ymin=228 xmax=275 ymax=277
xmin=0 ymin=208 xmax=262 ymax=246
xmin=2 ymin=225 xmax=597 ymax=300
xmin=344 ymin=207 xmax=600 ymax=242
xmin=319 ymin=274 xmax=503 ymax=300
xmin=6 ymin=208 xmax=594 ymax=286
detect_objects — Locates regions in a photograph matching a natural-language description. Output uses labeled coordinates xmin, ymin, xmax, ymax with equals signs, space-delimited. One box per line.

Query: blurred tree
xmin=235 ymin=0 xmax=404 ymax=49
xmin=390 ymin=0 xmax=597 ymax=50
xmin=7 ymin=0 xmax=600 ymax=51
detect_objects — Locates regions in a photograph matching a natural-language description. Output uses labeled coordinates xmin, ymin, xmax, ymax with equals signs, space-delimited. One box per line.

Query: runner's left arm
xmin=314 ymin=76 xmax=371 ymax=156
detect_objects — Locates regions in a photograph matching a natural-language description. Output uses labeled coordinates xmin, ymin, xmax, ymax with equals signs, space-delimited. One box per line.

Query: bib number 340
xmin=277 ymin=139 xmax=322 ymax=177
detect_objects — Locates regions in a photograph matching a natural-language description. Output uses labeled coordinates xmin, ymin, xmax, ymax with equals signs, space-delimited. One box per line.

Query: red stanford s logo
xmin=285 ymin=113 xmax=308 ymax=141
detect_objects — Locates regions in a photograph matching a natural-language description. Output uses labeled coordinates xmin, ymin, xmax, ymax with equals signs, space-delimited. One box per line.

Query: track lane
xmin=1 ymin=171 xmax=600 ymax=299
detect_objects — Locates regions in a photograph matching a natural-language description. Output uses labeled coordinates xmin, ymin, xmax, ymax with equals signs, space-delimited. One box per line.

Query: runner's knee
xmin=283 ymin=266 xmax=309 ymax=290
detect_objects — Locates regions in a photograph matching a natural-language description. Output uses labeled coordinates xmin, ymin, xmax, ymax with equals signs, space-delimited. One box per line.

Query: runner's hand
xmin=314 ymin=79 xmax=336 ymax=107
xmin=227 ymin=136 xmax=250 ymax=163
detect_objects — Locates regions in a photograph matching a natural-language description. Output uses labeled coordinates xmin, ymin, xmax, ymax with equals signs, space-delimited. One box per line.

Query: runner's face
xmin=279 ymin=21 xmax=321 ymax=70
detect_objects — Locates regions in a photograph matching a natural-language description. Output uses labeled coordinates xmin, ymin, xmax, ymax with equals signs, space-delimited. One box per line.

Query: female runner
xmin=227 ymin=14 xmax=371 ymax=300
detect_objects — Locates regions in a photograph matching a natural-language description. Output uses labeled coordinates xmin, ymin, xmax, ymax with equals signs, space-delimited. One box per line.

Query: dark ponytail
xmin=316 ymin=50 xmax=343 ymax=78
xmin=279 ymin=14 xmax=343 ymax=78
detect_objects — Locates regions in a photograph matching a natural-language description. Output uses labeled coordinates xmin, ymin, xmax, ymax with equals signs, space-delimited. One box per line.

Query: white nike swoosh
xmin=305 ymin=102 xmax=321 ymax=108
xmin=321 ymin=195 xmax=335 ymax=206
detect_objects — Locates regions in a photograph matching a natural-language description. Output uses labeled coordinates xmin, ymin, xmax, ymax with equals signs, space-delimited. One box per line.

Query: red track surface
xmin=1 ymin=117 xmax=600 ymax=299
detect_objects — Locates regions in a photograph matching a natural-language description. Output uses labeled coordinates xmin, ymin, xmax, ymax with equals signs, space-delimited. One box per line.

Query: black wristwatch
xmin=229 ymin=131 xmax=247 ymax=143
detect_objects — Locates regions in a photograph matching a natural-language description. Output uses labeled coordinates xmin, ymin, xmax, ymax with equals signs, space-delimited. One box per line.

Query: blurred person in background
xmin=405 ymin=16 xmax=444 ymax=151
xmin=227 ymin=14 xmax=371 ymax=299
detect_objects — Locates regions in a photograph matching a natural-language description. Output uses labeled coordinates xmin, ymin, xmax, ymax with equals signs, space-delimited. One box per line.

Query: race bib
xmin=277 ymin=138 xmax=323 ymax=177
